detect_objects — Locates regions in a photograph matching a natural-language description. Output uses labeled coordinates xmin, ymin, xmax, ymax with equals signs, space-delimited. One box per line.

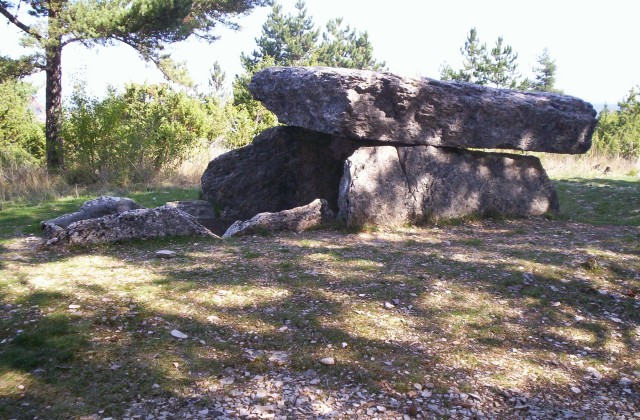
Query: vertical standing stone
xmin=338 ymin=146 xmax=559 ymax=226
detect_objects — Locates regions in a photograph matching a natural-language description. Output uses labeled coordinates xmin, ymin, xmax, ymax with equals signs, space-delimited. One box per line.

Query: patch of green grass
xmin=458 ymin=238 xmax=483 ymax=247
xmin=553 ymin=176 xmax=640 ymax=225
xmin=0 ymin=313 xmax=86 ymax=371
xmin=242 ymin=250 xmax=262 ymax=259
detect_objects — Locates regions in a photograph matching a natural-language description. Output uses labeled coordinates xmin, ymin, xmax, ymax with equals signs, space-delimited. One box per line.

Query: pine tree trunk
xmin=45 ymin=37 xmax=64 ymax=172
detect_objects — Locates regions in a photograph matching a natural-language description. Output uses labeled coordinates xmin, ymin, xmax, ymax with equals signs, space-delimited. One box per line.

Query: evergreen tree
xmin=592 ymin=87 xmax=640 ymax=159
xmin=440 ymin=28 xmax=522 ymax=89
xmin=531 ymin=48 xmax=561 ymax=93
xmin=316 ymin=18 xmax=385 ymax=70
xmin=484 ymin=37 xmax=520 ymax=88
xmin=0 ymin=0 xmax=270 ymax=171
xmin=0 ymin=80 xmax=45 ymax=163
xmin=440 ymin=28 xmax=488 ymax=84
xmin=241 ymin=1 xmax=318 ymax=70
xmin=0 ymin=55 xmax=38 ymax=83
xmin=209 ymin=61 xmax=227 ymax=100
xmin=233 ymin=0 xmax=384 ymax=132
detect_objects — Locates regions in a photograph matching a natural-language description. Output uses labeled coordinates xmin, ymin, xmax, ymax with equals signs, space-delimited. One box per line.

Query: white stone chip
xmin=170 ymin=329 xmax=188 ymax=339
xmin=156 ymin=250 xmax=177 ymax=259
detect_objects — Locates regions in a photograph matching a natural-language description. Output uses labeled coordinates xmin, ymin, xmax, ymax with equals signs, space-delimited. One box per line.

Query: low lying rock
xmin=250 ymin=66 xmax=596 ymax=154
xmin=338 ymin=146 xmax=558 ymax=226
xmin=223 ymin=199 xmax=335 ymax=238
xmin=201 ymin=126 xmax=361 ymax=221
xmin=42 ymin=196 xmax=144 ymax=236
xmin=46 ymin=205 xmax=217 ymax=246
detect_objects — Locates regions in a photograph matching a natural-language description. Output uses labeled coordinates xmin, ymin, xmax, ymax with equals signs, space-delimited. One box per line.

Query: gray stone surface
xmin=201 ymin=126 xmax=361 ymax=221
xmin=42 ymin=196 xmax=144 ymax=236
xmin=338 ymin=146 xmax=559 ymax=226
xmin=223 ymin=199 xmax=335 ymax=238
xmin=249 ymin=66 xmax=597 ymax=154
xmin=45 ymin=205 xmax=217 ymax=246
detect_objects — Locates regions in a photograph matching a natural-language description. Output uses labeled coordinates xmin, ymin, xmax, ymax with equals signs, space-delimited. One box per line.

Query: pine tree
xmin=531 ymin=48 xmax=561 ymax=93
xmin=234 ymin=0 xmax=384 ymax=109
xmin=440 ymin=28 xmax=522 ymax=89
xmin=484 ymin=37 xmax=519 ymax=88
xmin=0 ymin=0 xmax=270 ymax=171
xmin=441 ymin=28 xmax=488 ymax=84
xmin=241 ymin=1 xmax=319 ymax=71
xmin=316 ymin=18 xmax=385 ymax=70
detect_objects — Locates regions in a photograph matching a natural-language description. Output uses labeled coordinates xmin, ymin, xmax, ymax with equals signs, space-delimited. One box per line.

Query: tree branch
xmin=0 ymin=4 xmax=42 ymax=40
xmin=61 ymin=36 xmax=81 ymax=47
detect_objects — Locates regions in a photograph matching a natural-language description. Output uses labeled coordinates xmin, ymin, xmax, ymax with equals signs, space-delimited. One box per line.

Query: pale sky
xmin=2 ymin=0 xmax=639 ymax=106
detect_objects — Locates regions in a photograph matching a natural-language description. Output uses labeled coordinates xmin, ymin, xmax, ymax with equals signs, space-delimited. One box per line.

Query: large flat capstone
xmin=201 ymin=126 xmax=361 ymax=221
xmin=249 ymin=66 xmax=597 ymax=154
xmin=338 ymin=146 xmax=559 ymax=226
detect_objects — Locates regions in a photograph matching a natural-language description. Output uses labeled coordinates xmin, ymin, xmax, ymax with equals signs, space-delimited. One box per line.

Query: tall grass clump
xmin=0 ymin=149 xmax=72 ymax=203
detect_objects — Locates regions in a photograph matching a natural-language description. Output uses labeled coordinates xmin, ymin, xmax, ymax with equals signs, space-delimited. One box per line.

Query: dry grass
xmin=154 ymin=142 xmax=229 ymax=187
xmin=0 ymin=162 xmax=73 ymax=204
xmin=541 ymin=152 xmax=640 ymax=179
xmin=0 ymin=144 xmax=229 ymax=206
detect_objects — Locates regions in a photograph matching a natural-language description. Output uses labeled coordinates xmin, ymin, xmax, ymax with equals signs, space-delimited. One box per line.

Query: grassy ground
xmin=0 ymin=173 xmax=638 ymax=418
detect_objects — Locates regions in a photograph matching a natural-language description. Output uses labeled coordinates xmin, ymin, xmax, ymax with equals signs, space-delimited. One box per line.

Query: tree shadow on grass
xmin=1 ymin=219 xmax=639 ymax=418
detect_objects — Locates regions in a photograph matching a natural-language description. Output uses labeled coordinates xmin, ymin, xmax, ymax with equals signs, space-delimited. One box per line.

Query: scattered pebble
xmin=170 ymin=329 xmax=188 ymax=339
xmin=587 ymin=367 xmax=603 ymax=380
xmin=320 ymin=357 xmax=335 ymax=365
xmin=156 ymin=250 xmax=177 ymax=259
xmin=571 ymin=386 xmax=581 ymax=394
xmin=220 ymin=377 xmax=234 ymax=385
xmin=384 ymin=302 xmax=395 ymax=309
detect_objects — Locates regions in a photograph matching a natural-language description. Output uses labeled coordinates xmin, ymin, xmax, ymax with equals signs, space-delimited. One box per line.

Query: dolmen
xmin=202 ymin=66 xmax=597 ymax=230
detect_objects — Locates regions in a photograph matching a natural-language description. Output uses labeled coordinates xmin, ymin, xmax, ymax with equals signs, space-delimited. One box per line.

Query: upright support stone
xmin=250 ymin=66 xmax=597 ymax=154
xmin=201 ymin=126 xmax=361 ymax=221
xmin=338 ymin=146 xmax=559 ymax=226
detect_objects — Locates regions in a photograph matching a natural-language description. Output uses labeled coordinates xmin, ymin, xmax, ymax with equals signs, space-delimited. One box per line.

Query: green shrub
xmin=592 ymin=87 xmax=640 ymax=159
xmin=0 ymin=80 xmax=45 ymax=162
xmin=63 ymin=83 xmax=224 ymax=184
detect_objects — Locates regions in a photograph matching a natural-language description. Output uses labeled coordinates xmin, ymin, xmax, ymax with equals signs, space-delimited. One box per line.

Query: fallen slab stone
xmin=41 ymin=196 xmax=144 ymax=237
xmin=45 ymin=205 xmax=217 ymax=246
xmin=250 ymin=66 xmax=597 ymax=154
xmin=223 ymin=199 xmax=335 ymax=238
xmin=201 ymin=126 xmax=361 ymax=221
xmin=338 ymin=146 xmax=559 ymax=226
